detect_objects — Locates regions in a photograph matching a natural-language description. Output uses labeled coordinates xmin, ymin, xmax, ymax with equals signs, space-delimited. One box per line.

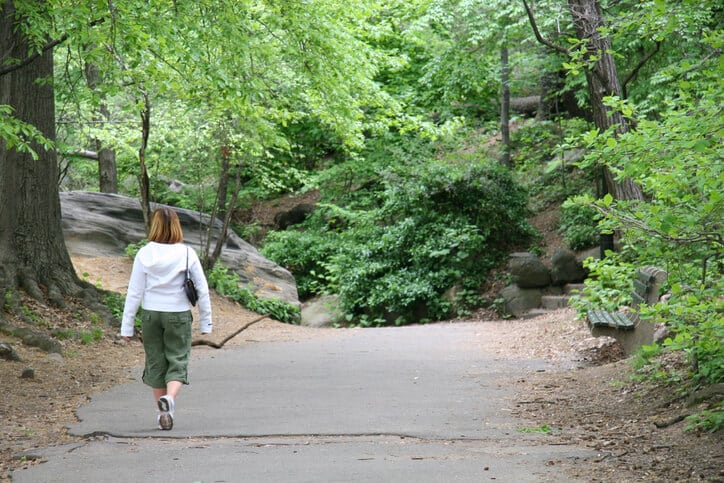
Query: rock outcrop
xmin=60 ymin=191 xmax=298 ymax=305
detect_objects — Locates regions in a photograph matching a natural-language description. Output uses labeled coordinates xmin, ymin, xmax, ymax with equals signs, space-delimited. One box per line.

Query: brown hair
xmin=148 ymin=207 xmax=184 ymax=244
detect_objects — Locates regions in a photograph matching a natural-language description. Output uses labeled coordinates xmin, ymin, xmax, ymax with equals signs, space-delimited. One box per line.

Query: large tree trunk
xmin=0 ymin=2 xmax=81 ymax=306
xmin=567 ymin=0 xmax=644 ymax=201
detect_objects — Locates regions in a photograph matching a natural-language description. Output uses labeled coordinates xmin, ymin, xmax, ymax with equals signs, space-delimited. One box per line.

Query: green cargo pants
xmin=140 ymin=310 xmax=193 ymax=388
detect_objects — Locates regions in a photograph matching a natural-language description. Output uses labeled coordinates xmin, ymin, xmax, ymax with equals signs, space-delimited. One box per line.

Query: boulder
xmin=550 ymin=248 xmax=588 ymax=285
xmin=60 ymin=191 xmax=299 ymax=306
xmin=500 ymin=284 xmax=542 ymax=317
xmin=508 ymin=252 xmax=551 ymax=288
xmin=301 ymin=295 xmax=345 ymax=328
xmin=274 ymin=203 xmax=316 ymax=230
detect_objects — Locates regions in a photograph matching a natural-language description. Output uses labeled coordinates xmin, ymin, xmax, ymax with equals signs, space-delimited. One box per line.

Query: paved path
xmin=12 ymin=323 xmax=593 ymax=482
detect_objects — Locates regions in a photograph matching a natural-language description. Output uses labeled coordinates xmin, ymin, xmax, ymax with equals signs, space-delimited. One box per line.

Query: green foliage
xmin=80 ymin=327 xmax=104 ymax=345
xmin=651 ymin=281 xmax=724 ymax=385
xmin=570 ymin=70 xmax=723 ymax=391
xmin=124 ymin=239 xmax=148 ymax=258
xmin=519 ymin=424 xmax=554 ymax=434
xmin=0 ymin=105 xmax=55 ymax=160
xmin=511 ymin=120 xmax=562 ymax=167
xmin=207 ymin=265 xmax=301 ymax=325
xmin=511 ymin=118 xmax=595 ymax=211
xmin=54 ymin=329 xmax=75 ymax=341
xmin=686 ymin=403 xmax=724 ymax=433
xmin=632 ymin=343 xmax=663 ymax=372
xmin=101 ymin=291 xmax=126 ymax=321
xmin=569 ymin=256 xmax=637 ymax=314
xmin=559 ymin=201 xmax=600 ymax=250
xmin=3 ymin=290 xmax=14 ymax=312
xmin=20 ymin=305 xmax=43 ymax=325
xmin=330 ymin=160 xmax=532 ymax=325
xmin=264 ymin=126 xmax=536 ymax=327
xmin=260 ymin=226 xmax=340 ymax=300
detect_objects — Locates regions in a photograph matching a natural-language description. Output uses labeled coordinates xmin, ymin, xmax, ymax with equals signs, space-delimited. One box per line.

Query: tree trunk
xmin=567 ymin=0 xmax=644 ymax=201
xmin=84 ymin=59 xmax=118 ymax=193
xmin=138 ymin=91 xmax=152 ymax=234
xmin=203 ymin=145 xmax=235 ymax=271
xmin=98 ymin=148 xmax=118 ymax=193
xmin=0 ymin=2 xmax=81 ymax=305
xmin=499 ymin=44 xmax=511 ymax=168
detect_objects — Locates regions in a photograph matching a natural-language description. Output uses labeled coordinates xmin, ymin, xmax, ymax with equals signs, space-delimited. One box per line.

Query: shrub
xmin=560 ymin=201 xmax=600 ymax=250
xmin=325 ymin=160 xmax=534 ymax=325
xmin=207 ymin=265 xmax=301 ymax=324
xmin=260 ymin=225 xmax=340 ymax=300
xmin=569 ymin=255 xmax=637 ymax=314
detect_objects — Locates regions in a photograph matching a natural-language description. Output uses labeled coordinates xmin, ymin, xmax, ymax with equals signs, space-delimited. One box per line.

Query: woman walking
xmin=120 ymin=207 xmax=213 ymax=430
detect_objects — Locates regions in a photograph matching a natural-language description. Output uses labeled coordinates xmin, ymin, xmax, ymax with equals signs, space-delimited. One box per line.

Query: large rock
xmin=500 ymin=284 xmax=542 ymax=317
xmin=550 ymin=248 xmax=588 ymax=286
xmin=301 ymin=295 xmax=344 ymax=328
xmin=60 ymin=191 xmax=298 ymax=305
xmin=508 ymin=252 xmax=551 ymax=288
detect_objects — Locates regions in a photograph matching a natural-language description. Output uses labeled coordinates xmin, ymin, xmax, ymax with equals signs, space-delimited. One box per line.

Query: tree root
xmin=191 ymin=314 xmax=270 ymax=348
xmin=0 ymin=321 xmax=63 ymax=354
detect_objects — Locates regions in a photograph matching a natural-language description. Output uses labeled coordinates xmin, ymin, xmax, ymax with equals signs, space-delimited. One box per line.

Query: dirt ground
xmin=1 ymin=255 xmax=722 ymax=482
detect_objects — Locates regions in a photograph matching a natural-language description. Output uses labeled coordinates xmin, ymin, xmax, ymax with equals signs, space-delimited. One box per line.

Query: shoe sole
xmin=158 ymin=397 xmax=173 ymax=430
xmin=159 ymin=413 xmax=173 ymax=430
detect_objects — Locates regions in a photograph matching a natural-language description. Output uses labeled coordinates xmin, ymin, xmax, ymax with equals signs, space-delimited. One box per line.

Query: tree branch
xmin=622 ymin=41 xmax=661 ymax=97
xmin=522 ymin=0 xmax=570 ymax=55
xmin=0 ymin=34 xmax=68 ymax=77
xmin=590 ymin=203 xmax=724 ymax=247
xmin=192 ymin=314 xmax=269 ymax=348
xmin=0 ymin=18 xmax=105 ymax=77
xmin=71 ymin=149 xmax=99 ymax=160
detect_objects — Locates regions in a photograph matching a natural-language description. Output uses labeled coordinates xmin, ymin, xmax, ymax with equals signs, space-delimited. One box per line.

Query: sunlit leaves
xmin=0 ymin=105 xmax=55 ymax=160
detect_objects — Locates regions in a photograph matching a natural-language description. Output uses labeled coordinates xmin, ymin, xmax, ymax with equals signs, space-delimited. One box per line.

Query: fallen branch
xmin=192 ymin=314 xmax=270 ymax=348
xmin=654 ymin=414 xmax=688 ymax=429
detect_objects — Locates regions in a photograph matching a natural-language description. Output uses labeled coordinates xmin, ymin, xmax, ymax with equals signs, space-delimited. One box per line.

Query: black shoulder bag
xmin=183 ymin=247 xmax=199 ymax=306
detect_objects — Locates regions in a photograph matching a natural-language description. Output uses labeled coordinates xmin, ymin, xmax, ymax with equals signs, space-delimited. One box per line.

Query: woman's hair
xmin=148 ymin=207 xmax=184 ymax=244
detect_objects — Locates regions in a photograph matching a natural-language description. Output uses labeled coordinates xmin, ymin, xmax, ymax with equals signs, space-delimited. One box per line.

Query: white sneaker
xmin=158 ymin=396 xmax=174 ymax=430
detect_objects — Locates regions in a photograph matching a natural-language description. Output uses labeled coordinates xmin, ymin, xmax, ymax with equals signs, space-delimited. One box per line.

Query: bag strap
xmin=185 ymin=247 xmax=190 ymax=278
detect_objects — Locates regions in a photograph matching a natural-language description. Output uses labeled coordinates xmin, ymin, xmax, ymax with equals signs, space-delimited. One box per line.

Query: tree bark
xmin=84 ymin=59 xmax=118 ymax=193
xmin=500 ymin=44 xmax=511 ymax=168
xmin=0 ymin=1 xmax=82 ymax=305
xmin=98 ymin=148 xmax=118 ymax=193
xmin=567 ymin=0 xmax=644 ymax=201
xmin=138 ymin=91 xmax=152 ymax=234
xmin=524 ymin=0 xmax=645 ymax=201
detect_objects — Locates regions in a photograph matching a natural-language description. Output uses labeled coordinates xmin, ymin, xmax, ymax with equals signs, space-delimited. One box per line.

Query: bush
xmin=569 ymin=255 xmax=637 ymax=314
xmin=263 ymin=159 xmax=534 ymax=326
xmin=560 ymin=201 xmax=600 ymax=250
xmin=260 ymin=226 xmax=340 ymax=300
xmin=207 ymin=265 xmax=301 ymax=324
xmin=325 ymin=160 xmax=534 ymax=325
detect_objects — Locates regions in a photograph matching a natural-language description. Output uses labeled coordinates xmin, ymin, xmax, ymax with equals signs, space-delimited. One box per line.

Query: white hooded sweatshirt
xmin=120 ymin=242 xmax=212 ymax=337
